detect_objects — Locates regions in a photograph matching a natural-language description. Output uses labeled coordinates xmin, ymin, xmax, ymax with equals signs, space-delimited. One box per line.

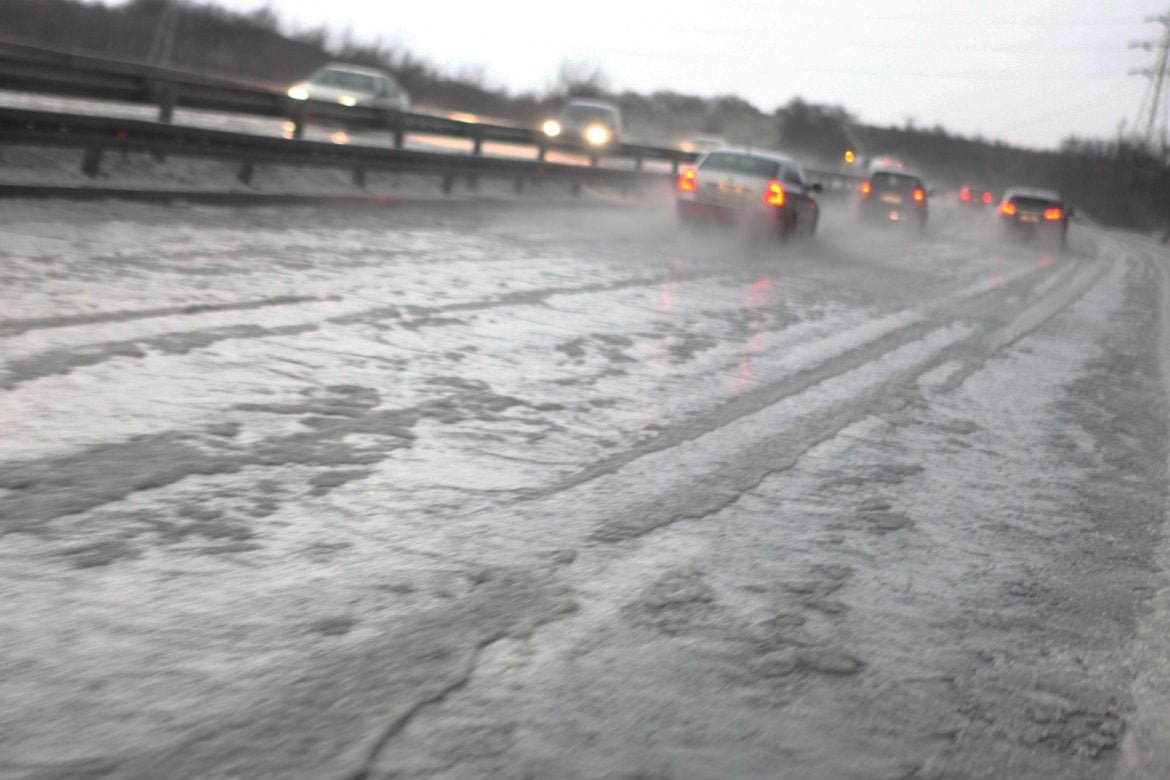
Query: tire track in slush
xmin=0 ymin=295 xmax=333 ymax=337
xmin=594 ymin=247 xmax=1115 ymax=541
xmin=547 ymin=248 xmax=1091 ymax=498
xmin=0 ymin=268 xmax=729 ymax=389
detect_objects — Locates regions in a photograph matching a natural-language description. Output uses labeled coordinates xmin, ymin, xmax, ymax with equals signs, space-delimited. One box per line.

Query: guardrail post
xmin=81 ymin=147 xmax=102 ymax=177
xmin=156 ymin=85 xmax=176 ymax=124
xmin=392 ymin=116 xmax=405 ymax=149
xmin=238 ymin=160 xmax=255 ymax=185
xmin=537 ymin=143 xmax=547 ymax=162
xmin=287 ymin=102 xmax=306 ymax=140
xmin=353 ymin=167 xmax=366 ymax=188
xmin=441 ymin=174 xmax=454 ymax=194
xmin=472 ymin=128 xmax=482 ymax=156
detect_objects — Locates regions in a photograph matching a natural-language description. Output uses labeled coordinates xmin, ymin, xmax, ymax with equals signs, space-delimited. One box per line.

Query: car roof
xmin=870 ymin=165 xmax=923 ymax=179
xmin=1002 ymin=186 xmax=1062 ymax=201
xmin=564 ymin=99 xmax=619 ymax=111
xmin=314 ymin=63 xmax=393 ymax=79
xmin=701 ymin=147 xmax=799 ymax=166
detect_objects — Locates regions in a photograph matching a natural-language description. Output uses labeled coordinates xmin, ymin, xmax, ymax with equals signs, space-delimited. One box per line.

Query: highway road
xmin=2 ymin=197 xmax=1170 ymax=778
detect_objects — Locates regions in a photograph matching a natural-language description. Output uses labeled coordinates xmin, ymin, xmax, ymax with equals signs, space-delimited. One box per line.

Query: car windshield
xmin=561 ymin=105 xmax=616 ymax=125
xmin=309 ymin=69 xmax=377 ymax=93
xmin=872 ymin=172 xmax=921 ymax=190
xmin=699 ymin=152 xmax=780 ymax=177
xmin=1009 ymin=195 xmax=1060 ymax=209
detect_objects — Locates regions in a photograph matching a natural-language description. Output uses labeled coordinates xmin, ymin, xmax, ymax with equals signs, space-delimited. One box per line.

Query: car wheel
xmin=779 ymin=213 xmax=796 ymax=243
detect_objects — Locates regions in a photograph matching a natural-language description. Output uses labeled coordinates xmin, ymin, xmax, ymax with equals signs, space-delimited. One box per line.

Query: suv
xmin=857 ymin=168 xmax=929 ymax=229
xmin=541 ymin=100 xmax=623 ymax=147
xmin=998 ymin=188 xmax=1072 ymax=247
xmin=676 ymin=148 xmax=821 ymax=241
xmin=287 ymin=64 xmax=410 ymax=112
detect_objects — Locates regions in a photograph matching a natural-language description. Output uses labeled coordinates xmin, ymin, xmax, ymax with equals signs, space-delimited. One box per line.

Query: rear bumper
xmin=677 ymin=198 xmax=785 ymax=224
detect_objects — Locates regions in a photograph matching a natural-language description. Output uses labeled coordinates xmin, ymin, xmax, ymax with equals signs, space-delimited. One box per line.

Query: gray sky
xmin=156 ymin=0 xmax=1170 ymax=149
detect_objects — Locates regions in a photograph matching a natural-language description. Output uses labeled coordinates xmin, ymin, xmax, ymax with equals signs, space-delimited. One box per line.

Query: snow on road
xmin=1 ymin=197 xmax=1167 ymax=779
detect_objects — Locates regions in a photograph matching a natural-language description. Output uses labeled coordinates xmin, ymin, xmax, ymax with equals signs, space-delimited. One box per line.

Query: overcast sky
xmin=135 ymin=0 xmax=1170 ymax=149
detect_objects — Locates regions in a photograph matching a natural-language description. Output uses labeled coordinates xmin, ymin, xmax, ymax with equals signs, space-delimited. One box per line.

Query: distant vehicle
xmin=857 ymin=167 xmax=929 ymax=230
xmin=675 ymin=148 xmax=821 ymax=241
xmin=541 ymin=100 xmax=623 ymax=147
xmin=998 ymin=187 xmax=1072 ymax=247
xmin=958 ymin=185 xmax=995 ymax=207
xmin=865 ymin=155 xmax=906 ymax=173
xmin=287 ymin=63 xmax=410 ymax=112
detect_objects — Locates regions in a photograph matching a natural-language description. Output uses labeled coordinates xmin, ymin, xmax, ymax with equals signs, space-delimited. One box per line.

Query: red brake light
xmin=859 ymin=181 xmax=872 ymax=197
xmin=1000 ymin=201 xmax=1017 ymax=216
xmin=677 ymin=168 xmax=697 ymax=192
xmin=912 ymin=188 xmax=925 ymax=203
xmin=982 ymin=191 xmax=992 ymax=204
xmin=1043 ymin=207 xmax=1063 ymax=221
xmin=764 ymin=180 xmax=786 ymax=206
xmin=960 ymin=187 xmax=970 ymax=201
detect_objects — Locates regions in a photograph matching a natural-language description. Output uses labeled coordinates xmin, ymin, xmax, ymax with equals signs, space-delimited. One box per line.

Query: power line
xmin=1130 ymin=11 xmax=1170 ymax=150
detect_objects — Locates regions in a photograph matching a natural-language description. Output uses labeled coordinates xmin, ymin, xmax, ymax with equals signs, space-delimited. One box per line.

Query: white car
xmin=287 ymin=64 xmax=410 ymax=112
xmin=541 ymin=100 xmax=623 ymax=147
xmin=676 ymin=148 xmax=822 ymax=241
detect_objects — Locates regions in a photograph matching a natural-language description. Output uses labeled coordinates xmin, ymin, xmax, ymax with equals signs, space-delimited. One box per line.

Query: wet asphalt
xmin=2 ymin=197 xmax=1169 ymax=779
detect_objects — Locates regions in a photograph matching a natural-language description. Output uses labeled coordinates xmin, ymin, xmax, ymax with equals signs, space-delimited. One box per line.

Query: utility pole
xmin=1130 ymin=11 xmax=1170 ymax=153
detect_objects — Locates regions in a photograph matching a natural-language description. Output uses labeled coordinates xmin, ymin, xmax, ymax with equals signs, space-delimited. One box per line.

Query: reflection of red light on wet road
xmin=732 ymin=277 xmax=774 ymax=391
xmin=746 ymin=277 xmax=772 ymax=309
xmin=985 ymin=256 xmax=1006 ymax=289
xmin=657 ymin=281 xmax=677 ymax=313
xmin=1036 ymin=255 xmax=1053 ymax=268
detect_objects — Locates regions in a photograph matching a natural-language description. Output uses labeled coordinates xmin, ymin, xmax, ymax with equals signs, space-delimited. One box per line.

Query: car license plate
xmin=716 ymin=182 xmax=746 ymax=199
xmin=880 ymin=193 xmax=903 ymax=204
xmin=1020 ymin=213 xmax=1039 ymax=223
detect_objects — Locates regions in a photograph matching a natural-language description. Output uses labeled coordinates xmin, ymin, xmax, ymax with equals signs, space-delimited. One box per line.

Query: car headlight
xmin=287 ymin=86 xmax=309 ymax=100
xmin=542 ymin=119 xmax=561 ymax=137
xmin=338 ymin=95 xmax=357 ymax=107
xmin=585 ymin=125 xmax=611 ymax=146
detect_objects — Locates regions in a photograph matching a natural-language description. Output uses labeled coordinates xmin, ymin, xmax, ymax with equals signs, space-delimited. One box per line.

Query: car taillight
xmin=960 ymin=187 xmax=970 ymax=201
xmin=1043 ymin=207 xmax=1063 ymax=221
xmin=1000 ymin=201 xmax=1017 ymax=216
xmin=912 ymin=188 xmax=925 ymax=203
xmin=677 ymin=169 xmax=697 ymax=192
xmin=859 ymin=181 xmax=872 ymax=197
xmin=982 ymin=192 xmax=992 ymax=204
xmin=764 ymin=180 xmax=786 ymax=206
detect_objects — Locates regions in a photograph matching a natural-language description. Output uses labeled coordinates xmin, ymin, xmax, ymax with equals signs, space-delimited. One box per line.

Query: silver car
xmin=676 ymin=149 xmax=822 ymax=241
xmin=287 ymin=64 xmax=410 ymax=112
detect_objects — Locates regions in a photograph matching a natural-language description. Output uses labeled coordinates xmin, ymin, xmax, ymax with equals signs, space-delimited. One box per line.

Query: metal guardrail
xmin=0 ymin=106 xmax=670 ymax=193
xmin=0 ymin=37 xmax=866 ymax=199
xmin=0 ymin=36 xmax=698 ymax=172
